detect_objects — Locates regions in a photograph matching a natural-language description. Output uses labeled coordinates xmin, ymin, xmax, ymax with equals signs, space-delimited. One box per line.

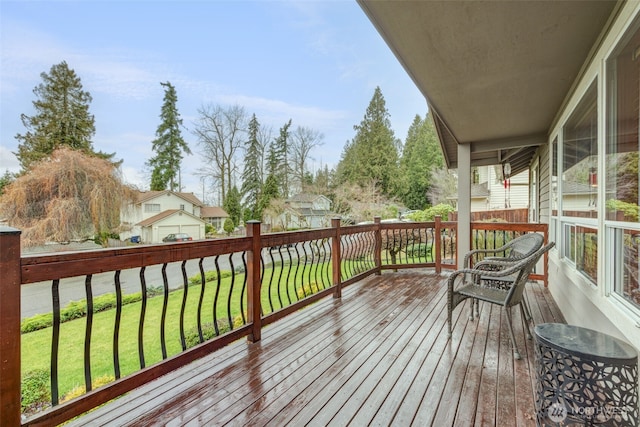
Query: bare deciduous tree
xmin=193 ymin=104 xmax=247 ymax=204
xmin=290 ymin=126 xmax=324 ymax=194
xmin=427 ymin=167 xmax=458 ymax=206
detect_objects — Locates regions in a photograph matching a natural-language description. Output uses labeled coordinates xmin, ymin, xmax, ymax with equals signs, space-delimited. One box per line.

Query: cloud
xmin=0 ymin=145 xmax=20 ymax=173
xmin=216 ymin=93 xmax=348 ymax=131
xmin=1 ymin=18 xmax=172 ymax=102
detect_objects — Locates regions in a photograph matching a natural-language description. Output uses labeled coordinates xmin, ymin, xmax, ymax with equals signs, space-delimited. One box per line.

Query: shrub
xmin=406 ymin=243 xmax=433 ymax=258
xmin=606 ymin=199 xmax=639 ymax=221
xmin=60 ymin=375 xmax=115 ymax=403
xmin=296 ymin=282 xmax=321 ymax=299
xmin=21 ymin=313 xmax=54 ymax=333
xmin=187 ymin=270 xmax=233 ymax=286
xmin=21 ymin=369 xmax=50 ymax=415
xmin=223 ymin=218 xmax=235 ymax=235
xmin=408 ymin=203 xmax=455 ymax=222
xmin=183 ymin=316 xmax=244 ymax=349
xmin=21 ymin=291 xmax=145 ymax=334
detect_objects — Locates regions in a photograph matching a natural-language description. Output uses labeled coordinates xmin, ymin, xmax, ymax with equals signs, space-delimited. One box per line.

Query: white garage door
xmin=180 ymin=225 xmax=201 ymax=240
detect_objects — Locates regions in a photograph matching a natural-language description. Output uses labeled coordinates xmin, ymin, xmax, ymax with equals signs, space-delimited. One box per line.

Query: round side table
xmin=534 ymin=323 xmax=638 ymax=426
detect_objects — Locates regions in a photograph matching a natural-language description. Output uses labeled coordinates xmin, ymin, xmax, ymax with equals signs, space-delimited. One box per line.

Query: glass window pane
xmin=614 ymin=228 xmax=640 ymax=309
xmin=562 ymin=81 xmax=598 ymax=218
xmin=606 ymin=22 xmax=640 ymax=223
xmin=576 ymin=225 xmax=598 ymax=284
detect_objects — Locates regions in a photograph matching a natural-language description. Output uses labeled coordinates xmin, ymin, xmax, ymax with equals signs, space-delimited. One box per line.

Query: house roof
xmin=201 ymin=206 xmax=229 ymax=218
xmin=137 ymin=209 xmax=204 ymax=227
xmin=358 ymin=1 xmax=620 ymax=176
xmin=136 ymin=190 xmax=204 ymax=207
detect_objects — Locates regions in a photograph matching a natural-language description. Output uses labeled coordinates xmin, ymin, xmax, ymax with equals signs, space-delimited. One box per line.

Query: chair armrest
xmin=449 ymin=257 xmax=526 ymax=290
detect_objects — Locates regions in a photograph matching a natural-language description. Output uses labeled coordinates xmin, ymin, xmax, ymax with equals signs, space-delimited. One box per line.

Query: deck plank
xmin=66 ymin=270 xmax=565 ymax=427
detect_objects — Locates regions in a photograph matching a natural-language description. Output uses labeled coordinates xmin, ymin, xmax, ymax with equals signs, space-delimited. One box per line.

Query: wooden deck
xmin=67 ymin=270 xmax=564 ymax=426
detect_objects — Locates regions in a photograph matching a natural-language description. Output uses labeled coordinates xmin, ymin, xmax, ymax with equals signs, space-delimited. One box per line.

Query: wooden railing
xmin=0 ymin=217 xmax=548 ymax=426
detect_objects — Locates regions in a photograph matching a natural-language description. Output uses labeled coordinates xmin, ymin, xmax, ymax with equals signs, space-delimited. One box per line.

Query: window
xmin=611 ymin=228 xmax=640 ymax=310
xmin=180 ymin=204 xmax=185 ymax=211
xmin=144 ymin=203 xmax=161 ymax=213
xmin=606 ymin=23 xmax=640 ymax=224
xmin=560 ymin=81 xmax=598 ymax=284
xmin=562 ymin=81 xmax=598 ymax=218
xmin=606 ymin=19 xmax=640 ymax=309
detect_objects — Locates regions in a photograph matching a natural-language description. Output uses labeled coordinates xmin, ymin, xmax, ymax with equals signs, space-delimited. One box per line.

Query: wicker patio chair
xmin=447 ymin=242 xmax=555 ymax=360
xmin=464 ymin=232 xmax=544 ymax=321
xmin=463 ymin=232 xmax=544 ymax=268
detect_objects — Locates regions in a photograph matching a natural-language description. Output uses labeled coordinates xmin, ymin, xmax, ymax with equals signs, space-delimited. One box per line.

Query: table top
xmin=535 ymin=323 xmax=638 ymax=363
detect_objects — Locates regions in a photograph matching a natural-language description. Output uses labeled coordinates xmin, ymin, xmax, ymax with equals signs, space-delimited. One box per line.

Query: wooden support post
xmin=0 ymin=227 xmax=21 ymax=426
xmin=245 ymin=221 xmax=262 ymax=342
xmin=374 ymin=217 xmax=382 ymax=275
xmin=543 ymin=227 xmax=549 ymax=288
xmin=435 ymin=216 xmax=442 ymax=274
xmin=331 ymin=218 xmax=342 ymax=298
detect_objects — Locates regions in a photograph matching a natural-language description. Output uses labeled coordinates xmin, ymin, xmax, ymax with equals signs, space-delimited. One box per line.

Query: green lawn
xmin=21 ymin=261 xmax=335 ymax=399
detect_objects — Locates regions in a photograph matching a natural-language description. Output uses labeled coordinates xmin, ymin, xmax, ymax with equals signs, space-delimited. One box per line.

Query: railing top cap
xmin=0 ymin=226 xmax=21 ymax=234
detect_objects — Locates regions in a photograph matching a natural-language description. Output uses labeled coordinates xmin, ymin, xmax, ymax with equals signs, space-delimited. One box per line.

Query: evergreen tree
xmin=15 ymin=61 xmax=112 ymax=171
xmin=0 ymin=170 xmax=15 ymax=196
xmin=223 ymin=186 xmax=242 ymax=227
xmin=273 ymin=119 xmax=292 ymax=198
xmin=336 ymin=86 xmax=399 ymax=196
xmin=258 ymin=173 xmax=280 ymax=218
xmin=399 ymin=113 xmax=445 ymax=209
xmin=146 ymin=82 xmax=191 ymax=191
xmin=241 ymin=114 xmax=264 ymax=220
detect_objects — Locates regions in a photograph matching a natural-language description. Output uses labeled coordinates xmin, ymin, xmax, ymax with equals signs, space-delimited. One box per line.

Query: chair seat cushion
xmin=456 ymin=284 xmax=508 ymax=305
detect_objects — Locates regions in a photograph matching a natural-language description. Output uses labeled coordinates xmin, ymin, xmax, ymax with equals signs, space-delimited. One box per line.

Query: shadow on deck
xmin=68 ymin=270 xmax=564 ymax=426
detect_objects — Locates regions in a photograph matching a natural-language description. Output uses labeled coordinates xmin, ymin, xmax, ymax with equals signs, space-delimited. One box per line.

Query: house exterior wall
xmin=121 ymin=192 xmax=204 ymax=242
xmin=485 ymin=167 xmax=529 ymax=210
xmin=147 ymin=212 xmax=205 ymax=243
xmin=539 ymin=1 xmax=640 ymax=348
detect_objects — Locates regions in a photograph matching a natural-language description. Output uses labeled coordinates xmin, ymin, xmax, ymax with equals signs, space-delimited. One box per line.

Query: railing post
xmin=0 ymin=227 xmax=21 ymax=426
xmin=435 ymin=216 xmax=442 ymax=274
xmin=374 ymin=217 xmax=382 ymax=275
xmin=245 ymin=221 xmax=262 ymax=342
xmin=331 ymin=218 xmax=342 ymax=298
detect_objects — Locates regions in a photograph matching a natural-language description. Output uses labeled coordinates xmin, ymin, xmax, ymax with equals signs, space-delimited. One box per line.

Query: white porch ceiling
xmin=358 ymin=0 xmax=619 ymax=175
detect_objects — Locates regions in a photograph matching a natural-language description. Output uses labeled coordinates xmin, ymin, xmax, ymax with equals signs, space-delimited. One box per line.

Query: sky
xmin=0 ymin=0 xmax=427 ymax=204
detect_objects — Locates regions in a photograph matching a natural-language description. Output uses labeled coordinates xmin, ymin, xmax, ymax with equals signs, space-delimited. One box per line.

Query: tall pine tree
xmin=241 ymin=114 xmax=264 ymax=220
xmin=15 ymin=61 xmax=112 ymax=171
xmin=399 ymin=112 xmax=444 ymax=209
xmin=336 ymin=86 xmax=399 ymax=196
xmin=273 ymin=119 xmax=292 ymax=198
xmin=147 ymin=82 xmax=191 ymax=191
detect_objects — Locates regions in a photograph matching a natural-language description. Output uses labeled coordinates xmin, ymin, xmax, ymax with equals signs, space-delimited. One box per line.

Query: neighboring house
xmin=121 ymin=190 xmax=206 ymax=243
xmin=267 ymin=193 xmax=334 ymax=230
xmin=449 ymin=166 xmax=529 ymax=211
xmin=360 ymin=1 xmax=639 ymax=347
xmin=200 ymin=206 xmax=230 ymax=231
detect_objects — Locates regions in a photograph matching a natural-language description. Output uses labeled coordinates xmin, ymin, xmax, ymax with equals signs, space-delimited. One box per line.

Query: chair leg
xmin=520 ymin=303 xmax=532 ymax=340
xmin=504 ymin=307 xmax=521 ymax=360
xmin=469 ymin=299 xmax=475 ymax=321
xmin=522 ymin=293 xmax=532 ymax=322
xmin=447 ymin=302 xmax=453 ymax=338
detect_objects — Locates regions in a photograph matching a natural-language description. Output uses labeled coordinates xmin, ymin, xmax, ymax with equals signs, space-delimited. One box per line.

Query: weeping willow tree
xmin=0 ymin=148 xmax=136 ymax=247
